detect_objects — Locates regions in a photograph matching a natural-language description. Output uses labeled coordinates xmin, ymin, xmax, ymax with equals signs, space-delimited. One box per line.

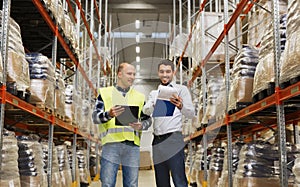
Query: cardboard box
xmin=140 ymin=151 xmax=152 ymax=169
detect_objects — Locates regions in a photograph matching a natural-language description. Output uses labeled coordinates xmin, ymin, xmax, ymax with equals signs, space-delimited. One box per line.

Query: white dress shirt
xmin=143 ymin=82 xmax=195 ymax=135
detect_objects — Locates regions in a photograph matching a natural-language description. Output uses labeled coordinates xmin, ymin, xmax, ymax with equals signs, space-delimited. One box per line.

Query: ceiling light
xmin=135 ymin=20 xmax=140 ymax=29
xmin=136 ymin=46 xmax=140 ymax=53
xmin=136 ymin=56 xmax=140 ymax=62
xmin=136 ymin=34 xmax=140 ymax=43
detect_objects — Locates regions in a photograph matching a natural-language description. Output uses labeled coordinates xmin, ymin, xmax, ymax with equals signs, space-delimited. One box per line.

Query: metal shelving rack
xmin=0 ymin=0 xmax=106 ymax=186
xmin=180 ymin=0 xmax=298 ymax=187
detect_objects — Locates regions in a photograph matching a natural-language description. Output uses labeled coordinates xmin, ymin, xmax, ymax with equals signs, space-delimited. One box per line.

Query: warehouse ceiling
xmin=2 ymin=0 xmax=200 ymax=82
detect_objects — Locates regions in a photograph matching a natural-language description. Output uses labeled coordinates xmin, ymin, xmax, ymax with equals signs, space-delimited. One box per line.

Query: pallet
xmin=139 ymin=166 xmax=152 ymax=170
xmin=228 ymin=102 xmax=252 ymax=115
xmin=6 ymin=82 xmax=31 ymax=102
xmin=280 ymin=75 xmax=300 ymax=89
xmin=33 ymin=102 xmax=53 ymax=114
xmin=54 ymin=112 xmax=65 ymax=121
xmin=252 ymin=82 xmax=275 ymax=103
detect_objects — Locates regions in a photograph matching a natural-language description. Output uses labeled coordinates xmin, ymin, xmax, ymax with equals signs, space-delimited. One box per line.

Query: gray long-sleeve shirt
xmin=143 ymin=82 xmax=195 ymax=135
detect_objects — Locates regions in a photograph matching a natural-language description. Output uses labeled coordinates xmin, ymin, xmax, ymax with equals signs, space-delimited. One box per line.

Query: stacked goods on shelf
xmin=55 ymin=72 xmax=66 ymax=118
xmin=42 ymin=0 xmax=79 ymax=54
xmin=65 ymin=84 xmax=75 ymax=122
xmin=0 ymin=12 xmax=30 ymax=96
xmin=248 ymin=0 xmax=287 ymax=46
xmin=0 ymin=129 xmax=21 ymax=186
xmin=233 ymin=141 xmax=298 ymax=187
xmin=194 ymin=144 xmax=212 ymax=186
xmin=202 ymin=75 xmax=224 ymax=125
xmin=17 ymin=135 xmax=47 ymax=187
xmin=217 ymin=142 xmax=244 ymax=187
xmin=280 ymin=0 xmax=300 ymax=86
xmin=228 ymin=45 xmax=259 ymax=113
xmin=191 ymin=12 xmax=237 ymax=62
xmin=80 ymin=99 xmax=92 ymax=133
xmin=64 ymin=85 xmax=83 ymax=126
xmin=77 ymin=149 xmax=91 ymax=184
xmin=252 ymin=2 xmax=287 ymax=100
xmin=214 ymin=79 xmax=226 ymax=120
xmin=56 ymin=145 xmax=72 ymax=187
xmin=208 ymin=145 xmax=225 ymax=187
xmin=41 ymin=141 xmax=61 ymax=187
xmin=25 ymin=53 xmax=55 ymax=111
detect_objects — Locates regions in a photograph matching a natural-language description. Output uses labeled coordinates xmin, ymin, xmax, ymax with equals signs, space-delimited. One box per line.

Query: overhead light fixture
xmin=135 ymin=20 xmax=140 ymax=29
xmin=136 ymin=56 xmax=140 ymax=62
xmin=136 ymin=34 xmax=140 ymax=43
xmin=136 ymin=46 xmax=140 ymax=54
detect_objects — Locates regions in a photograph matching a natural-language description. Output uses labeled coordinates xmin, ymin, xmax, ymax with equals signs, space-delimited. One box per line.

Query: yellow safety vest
xmin=98 ymin=86 xmax=145 ymax=146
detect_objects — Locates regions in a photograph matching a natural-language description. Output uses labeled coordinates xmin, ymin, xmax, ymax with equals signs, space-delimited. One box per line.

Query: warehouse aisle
xmin=116 ymin=170 xmax=176 ymax=187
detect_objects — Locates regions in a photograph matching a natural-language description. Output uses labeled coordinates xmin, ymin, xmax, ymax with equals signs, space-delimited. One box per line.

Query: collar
xmin=115 ymin=85 xmax=131 ymax=93
xmin=160 ymin=81 xmax=175 ymax=87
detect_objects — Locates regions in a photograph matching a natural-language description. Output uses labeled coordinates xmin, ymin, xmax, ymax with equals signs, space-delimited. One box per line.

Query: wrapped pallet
xmin=280 ymin=0 xmax=300 ymax=85
xmin=252 ymin=3 xmax=287 ymax=98
xmin=217 ymin=142 xmax=244 ymax=187
xmin=208 ymin=146 xmax=225 ymax=187
xmin=57 ymin=145 xmax=72 ymax=187
xmin=228 ymin=45 xmax=258 ymax=112
xmin=202 ymin=75 xmax=224 ymax=125
xmin=17 ymin=135 xmax=47 ymax=187
xmin=0 ymin=129 xmax=21 ymax=187
xmin=0 ymin=13 xmax=30 ymax=93
xmin=77 ymin=149 xmax=91 ymax=185
xmin=26 ymin=53 xmax=55 ymax=110
xmin=55 ymin=72 xmax=66 ymax=118
xmin=80 ymin=99 xmax=92 ymax=133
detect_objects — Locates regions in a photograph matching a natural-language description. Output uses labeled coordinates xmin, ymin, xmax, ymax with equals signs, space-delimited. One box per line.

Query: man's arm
xmin=142 ymin=90 xmax=157 ymax=116
xmin=92 ymin=94 xmax=112 ymax=124
xmin=180 ymin=86 xmax=195 ymax=119
xmin=140 ymin=109 xmax=152 ymax=130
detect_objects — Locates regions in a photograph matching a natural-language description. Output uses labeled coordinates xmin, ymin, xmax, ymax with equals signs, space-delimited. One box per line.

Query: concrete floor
xmin=116 ymin=170 xmax=176 ymax=187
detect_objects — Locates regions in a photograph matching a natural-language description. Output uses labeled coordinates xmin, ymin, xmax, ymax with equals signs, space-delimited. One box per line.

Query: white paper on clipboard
xmin=157 ymin=85 xmax=178 ymax=100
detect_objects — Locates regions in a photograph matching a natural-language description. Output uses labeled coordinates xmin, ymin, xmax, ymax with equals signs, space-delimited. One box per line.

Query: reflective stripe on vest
xmin=99 ymin=127 xmax=140 ymax=139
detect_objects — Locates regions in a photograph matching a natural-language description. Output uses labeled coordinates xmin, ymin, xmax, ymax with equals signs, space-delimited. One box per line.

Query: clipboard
xmin=152 ymin=99 xmax=176 ymax=117
xmin=115 ymin=105 xmax=139 ymax=126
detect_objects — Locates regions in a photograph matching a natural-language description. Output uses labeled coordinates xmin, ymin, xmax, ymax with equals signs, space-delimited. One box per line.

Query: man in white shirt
xmin=143 ymin=59 xmax=195 ymax=187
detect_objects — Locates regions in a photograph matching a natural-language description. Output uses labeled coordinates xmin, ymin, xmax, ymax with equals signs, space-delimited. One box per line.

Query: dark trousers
xmin=152 ymin=132 xmax=188 ymax=187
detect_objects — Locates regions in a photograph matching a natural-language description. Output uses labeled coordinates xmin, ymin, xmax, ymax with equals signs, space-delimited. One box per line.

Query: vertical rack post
xmin=47 ymin=0 xmax=60 ymax=185
xmin=272 ymin=0 xmax=288 ymax=186
xmin=72 ymin=133 xmax=78 ymax=186
xmin=200 ymin=1 xmax=208 ymax=185
xmin=0 ymin=0 xmax=11 ymax=170
xmin=47 ymin=124 xmax=54 ymax=187
xmin=224 ymin=0 xmax=233 ymax=186
xmin=97 ymin=0 xmax=102 ymax=88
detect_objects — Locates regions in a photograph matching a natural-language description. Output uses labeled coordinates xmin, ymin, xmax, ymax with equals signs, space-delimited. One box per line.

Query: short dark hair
xmin=117 ymin=62 xmax=129 ymax=73
xmin=158 ymin=59 xmax=174 ymax=71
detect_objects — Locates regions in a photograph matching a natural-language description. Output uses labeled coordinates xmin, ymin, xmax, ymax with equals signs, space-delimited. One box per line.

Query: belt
xmin=121 ymin=140 xmax=136 ymax=146
xmin=154 ymin=131 xmax=180 ymax=139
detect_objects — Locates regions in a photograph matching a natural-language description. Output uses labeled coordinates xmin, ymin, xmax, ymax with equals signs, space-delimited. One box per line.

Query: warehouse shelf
xmin=32 ymin=0 xmax=98 ymax=96
xmin=185 ymin=78 xmax=300 ymax=141
xmin=0 ymin=87 xmax=99 ymax=143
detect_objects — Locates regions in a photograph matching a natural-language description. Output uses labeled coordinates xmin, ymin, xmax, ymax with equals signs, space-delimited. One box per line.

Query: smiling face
xmin=117 ymin=63 xmax=136 ymax=89
xmin=158 ymin=64 xmax=174 ymax=85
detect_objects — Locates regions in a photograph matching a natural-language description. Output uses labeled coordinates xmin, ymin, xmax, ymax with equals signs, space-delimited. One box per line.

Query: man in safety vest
xmin=92 ymin=62 xmax=152 ymax=187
